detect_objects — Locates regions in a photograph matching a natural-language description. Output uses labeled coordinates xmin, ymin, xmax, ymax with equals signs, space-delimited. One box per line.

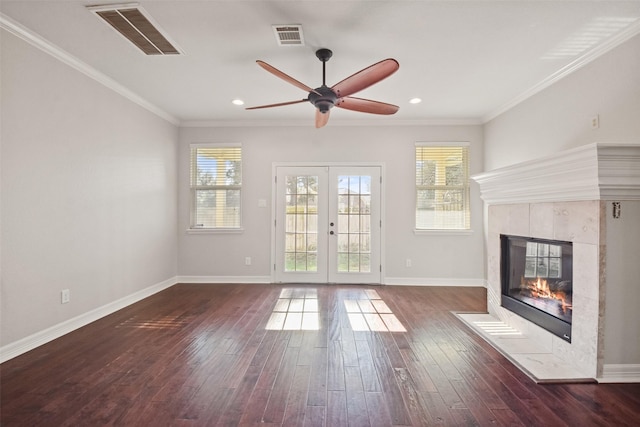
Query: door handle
xmin=330 ymin=222 xmax=334 ymax=226
xmin=329 ymin=231 xmax=335 ymax=235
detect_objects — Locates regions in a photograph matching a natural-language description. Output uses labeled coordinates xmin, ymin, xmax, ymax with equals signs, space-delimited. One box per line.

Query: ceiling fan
xmin=246 ymin=48 xmax=399 ymax=128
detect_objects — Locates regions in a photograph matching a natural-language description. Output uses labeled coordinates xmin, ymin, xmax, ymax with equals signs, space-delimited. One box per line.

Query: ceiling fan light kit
xmin=246 ymin=48 xmax=399 ymax=128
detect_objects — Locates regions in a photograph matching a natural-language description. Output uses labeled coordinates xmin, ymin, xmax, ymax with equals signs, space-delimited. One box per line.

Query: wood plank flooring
xmin=2 ymin=283 xmax=639 ymax=426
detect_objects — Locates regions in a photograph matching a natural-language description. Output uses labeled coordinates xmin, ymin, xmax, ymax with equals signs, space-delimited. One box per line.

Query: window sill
xmin=186 ymin=227 xmax=244 ymax=235
xmin=414 ymin=229 xmax=474 ymax=236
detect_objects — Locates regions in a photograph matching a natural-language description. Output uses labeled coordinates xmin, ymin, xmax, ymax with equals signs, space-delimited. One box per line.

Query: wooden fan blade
xmin=315 ymin=109 xmax=330 ymax=128
xmin=245 ymin=99 xmax=308 ymax=110
xmin=256 ymin=61 xmax=321 ymax=95
xmin=331 ymin=58 xmax=399 ymax=98
xmin=336 ymin=96 xmax=399 ymax=115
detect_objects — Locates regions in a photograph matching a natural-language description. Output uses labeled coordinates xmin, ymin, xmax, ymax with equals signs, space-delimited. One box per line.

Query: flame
xmin=520 ymin=276 xmax=572 ymax=313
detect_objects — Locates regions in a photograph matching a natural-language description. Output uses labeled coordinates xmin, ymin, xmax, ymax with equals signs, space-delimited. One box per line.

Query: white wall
xmin=483 ymin=34 xmax=640 ymax=369
xmin=604 ymin=201 xmax=640 ymax=365
xmin=484 ymin=34 xmax=640 ymax=171
xmin=0 ymin=31 xmax=179 ymax=347
xmin=178 ymin=125 xmax=485 ymax=284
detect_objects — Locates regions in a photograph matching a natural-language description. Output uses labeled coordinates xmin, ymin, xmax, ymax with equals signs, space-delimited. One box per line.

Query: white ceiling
xmin=2 ymin=1 xmax=640 ymax=127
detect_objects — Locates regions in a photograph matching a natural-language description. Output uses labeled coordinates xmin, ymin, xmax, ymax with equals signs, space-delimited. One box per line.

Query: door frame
xmin=270 ymin=162 xmax=387 ymax=284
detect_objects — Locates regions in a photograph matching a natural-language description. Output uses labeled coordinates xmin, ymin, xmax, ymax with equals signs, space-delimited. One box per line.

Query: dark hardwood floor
xmin=2 ymin=284 xmax=639 ymax=426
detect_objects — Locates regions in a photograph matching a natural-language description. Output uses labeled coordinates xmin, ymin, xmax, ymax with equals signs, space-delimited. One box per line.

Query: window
xmin=190 ymin=144 xmax=242 ymax=229
xmin=415 ymin=143 xmax=470 ymax=230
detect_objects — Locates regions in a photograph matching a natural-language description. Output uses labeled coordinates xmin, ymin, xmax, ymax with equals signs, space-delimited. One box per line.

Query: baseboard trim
xmin=176 ymin=275 xmax=272 ymax=284
xmin=598 ymin=364 xmax=640 ymax=383
xmin=0 ymin=277 xmax=177 ymax=364
xmin=176 ymin=276 xmax=487 ymax=287
xmin=384 ymin=277 xmax=487 ymax=287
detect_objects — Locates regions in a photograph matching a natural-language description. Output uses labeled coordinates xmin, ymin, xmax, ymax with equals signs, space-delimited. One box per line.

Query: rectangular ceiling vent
xmin=88 ymin=3 xmax=182 ymax=55
xmin=272 ymin=24 xmax=304 ymax=46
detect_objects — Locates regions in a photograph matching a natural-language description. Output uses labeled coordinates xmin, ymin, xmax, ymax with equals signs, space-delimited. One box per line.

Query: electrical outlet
xmin=405 ymin=259 xmax=412 ymax=268
xmin=61 ymin=289 xmax=70 ymax=304
xmin=591 ymin=115 xmax=599 ymax=129
xmin=245 ymin=257 xmax=252 ymax=266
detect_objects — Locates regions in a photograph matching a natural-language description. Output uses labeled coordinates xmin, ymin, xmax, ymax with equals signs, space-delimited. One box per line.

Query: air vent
xmin=88 ymin=4 xmax=182 ymax=55
xmin=272 ymin=24 xmax=304 ymax=46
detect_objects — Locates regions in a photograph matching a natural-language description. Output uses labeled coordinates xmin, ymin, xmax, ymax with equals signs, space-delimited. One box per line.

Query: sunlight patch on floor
xmin=266 ymin=288 xmax=320 ymax=330
xmin=344 ymin=290 xmax=406 ymax=332
xmin=117 ymin=315 xmax=191 ymax=330
xmin=472 ymin=320 xmax=523 ymax=336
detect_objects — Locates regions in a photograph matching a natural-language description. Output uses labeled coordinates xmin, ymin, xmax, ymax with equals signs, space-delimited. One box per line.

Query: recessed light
xmin=409 ymin=98 xmax=422 ymax=104
xmin=232 ymin=99 xmax=245 ymax=106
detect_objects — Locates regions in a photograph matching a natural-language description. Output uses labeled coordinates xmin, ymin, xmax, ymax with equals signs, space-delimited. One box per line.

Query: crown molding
xmin=0 ymin=13 xmax=180 ymax=126
xmin=483 ymin=19 xmax=640 ymax=124
xmin=472 ymin=142 xmax=640 ymax=205
xmin=179 ymin=117 xmax=484 ymax=128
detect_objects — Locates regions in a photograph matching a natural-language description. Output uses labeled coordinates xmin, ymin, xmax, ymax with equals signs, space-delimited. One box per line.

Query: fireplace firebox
xmin=500 ymin=235 xmax=573 ymax=342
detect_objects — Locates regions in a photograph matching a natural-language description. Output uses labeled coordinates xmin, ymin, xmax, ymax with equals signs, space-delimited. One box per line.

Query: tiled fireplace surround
xmin=471 ymin=143 xmax=640 ymax=383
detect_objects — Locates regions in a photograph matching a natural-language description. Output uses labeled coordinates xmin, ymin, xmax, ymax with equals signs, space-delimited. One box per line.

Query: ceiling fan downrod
xmin=315 ymin=48 xmax=333 ymax=86
xmin=311 ymin=48 xmax=336 ymax=113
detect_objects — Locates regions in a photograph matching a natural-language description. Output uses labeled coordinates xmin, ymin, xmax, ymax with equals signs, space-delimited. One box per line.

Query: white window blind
xmin=415 ymin=143 xmax=470 ymax=230
xmin=190 ymin=145 xmax=242 ymax=229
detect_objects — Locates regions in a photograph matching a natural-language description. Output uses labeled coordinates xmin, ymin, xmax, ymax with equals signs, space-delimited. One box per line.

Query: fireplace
xmin=472 ymin=144 xmax=640 ymax=381
xmin=500 ymin=234 xmax=573 ymax=342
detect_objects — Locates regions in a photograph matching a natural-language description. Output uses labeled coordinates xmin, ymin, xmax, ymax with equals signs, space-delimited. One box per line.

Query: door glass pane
xmin=349 ymin=214 xmax=360 ymax=232
xmin=360 ymin=176 xmax=371 ymax=194
xmin=285 ymin=234 xmax=295 ymax=251
xmin=338 ymin=215 xmax=349 ymax=233
xmin=360 ymin=216 xmax=370 ymax=233
xmin=295 ymin=234 xmax=306 ymax=251
xmin=360 ymin=195 xmax=371 ymax=214
xmin=307 ymin=254 xmax=317 ymax=271
xmin=337 ymin=253 xmax=348 ymax=272
xmin=285 ymin=175 xmax=319 ymax=272
xmin=361 ymin=234 xmax=371 ymax=252
xmin=338 ymin=195 xmax=349 ymax=213
xmin=336 ymin=175 xmax=371 ymax=273
xmin=307 ymin=234 xmax=317 ymax=251
xmin=361 ymin=254 xmax=371 ymax=270
xmin=338 ymin=234 xmax=349 ymax=252
xmin=295 ymin=214 xmax=306 ymax=232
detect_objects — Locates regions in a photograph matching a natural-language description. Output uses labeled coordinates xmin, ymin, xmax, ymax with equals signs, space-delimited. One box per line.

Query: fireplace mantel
xmin=472 ymin=142 xmax=640 ymax=204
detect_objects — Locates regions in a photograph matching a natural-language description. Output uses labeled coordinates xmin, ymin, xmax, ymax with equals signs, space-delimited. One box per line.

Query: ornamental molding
xmin=472 ymin=143 xmax=640 ymax=205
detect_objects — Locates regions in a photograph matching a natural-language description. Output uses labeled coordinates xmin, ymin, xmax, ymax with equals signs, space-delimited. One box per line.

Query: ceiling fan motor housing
xmin=315 ymin=48 xmax=333 ymax=62
xmin=308 ymin=86 xmax=337 ymax=113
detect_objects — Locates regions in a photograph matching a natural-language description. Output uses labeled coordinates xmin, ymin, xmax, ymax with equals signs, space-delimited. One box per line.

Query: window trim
xmin=414 ymin=141 xmax=471 ymax=232
xmin=188 ymin=143 xmax=243 ymax=233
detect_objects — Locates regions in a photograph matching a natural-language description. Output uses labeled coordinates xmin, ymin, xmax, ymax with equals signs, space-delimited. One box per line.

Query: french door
xmin=274 ymin=165 xmax=382 ymax=284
